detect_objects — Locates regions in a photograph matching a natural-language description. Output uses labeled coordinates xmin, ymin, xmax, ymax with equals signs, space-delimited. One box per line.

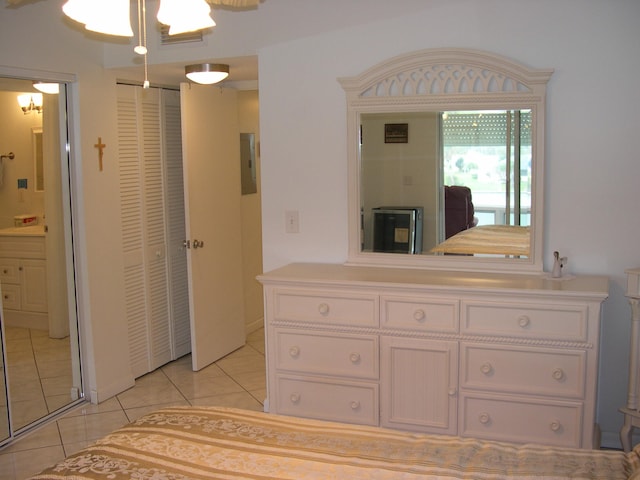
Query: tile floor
xmin=3 ymin=327 xmax=75 ymax=432
xmin=0 ymin=328 xmax=266 ymax=480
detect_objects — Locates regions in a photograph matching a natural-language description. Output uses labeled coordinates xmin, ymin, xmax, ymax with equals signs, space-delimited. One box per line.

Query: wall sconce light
xmin=185 ymin=63 xmax=229 ymax=84
xmin=17 ymin=93 xmax=43 ymax=115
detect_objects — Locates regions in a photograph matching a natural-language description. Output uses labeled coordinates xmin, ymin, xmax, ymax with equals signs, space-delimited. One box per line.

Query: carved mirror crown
xmin=339 ymin=48 xmax=553 ymax=273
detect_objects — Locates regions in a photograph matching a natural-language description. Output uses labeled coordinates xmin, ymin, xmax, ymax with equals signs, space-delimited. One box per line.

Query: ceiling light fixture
xmin=63 ymin=0 xmax=134 ymax=36
xmin=62 ymin=0 xmax=218 ymax=87
xmin=185 ymin=63 xmax=229 ymax=84
xmin=62 ymin=0 xmax=215 ymax=38
xmin=33 ymin=82 xmax=60 ymax=95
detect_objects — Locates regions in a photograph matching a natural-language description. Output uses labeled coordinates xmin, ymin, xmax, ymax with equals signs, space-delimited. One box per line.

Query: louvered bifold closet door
xmin=117 ymin=84 xmax=171 ymax=378
xmin=161 ymin=89 xmax=191 ymax=358
xmin=142 ymin=89 xmax=172 ymax=371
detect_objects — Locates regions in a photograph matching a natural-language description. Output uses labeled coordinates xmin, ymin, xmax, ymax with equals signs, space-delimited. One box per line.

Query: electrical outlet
xmin=285 ymin=210 xmax=299 ymax=233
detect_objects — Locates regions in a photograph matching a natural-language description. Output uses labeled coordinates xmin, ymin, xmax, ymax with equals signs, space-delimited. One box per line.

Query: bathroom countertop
xmin=0 ymin=225 xmax=45 ymax=236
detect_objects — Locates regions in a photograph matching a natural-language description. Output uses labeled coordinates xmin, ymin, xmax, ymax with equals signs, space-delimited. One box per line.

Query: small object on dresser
xmin=552 ymin=251 xmax=568 ymax=278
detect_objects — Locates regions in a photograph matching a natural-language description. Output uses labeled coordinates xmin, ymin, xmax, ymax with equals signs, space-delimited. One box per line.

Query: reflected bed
xmin=431 ymin=224 xmax=530 ymax=257
xmin=30 ymin=406 xmax=639 ymax=479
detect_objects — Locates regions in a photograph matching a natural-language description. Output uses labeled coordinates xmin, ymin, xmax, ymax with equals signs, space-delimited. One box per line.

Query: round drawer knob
xmin=349 ymin=352 xmax=361 ymax=363
xmin=2 ymin=269 xmax=7 ymax=274
xmin=552 ymin=368 xmax=564 ymax=381
xmin=413 ymin=309 xmax=426 ymax=321
xmin=480 ymin=362 xmax=493 ymax=375
xmin=318 ymin=303 xmax=330 ymax=315
xmin=550 ymin=420 xmax=562 ymax=432
xmin=518 ymin=315 xmax=531 ymax=328
xmin=289 ymin=346 xmax=300 ymax=358
xmin=350 ymin=400 xmax=360 ymax=410
xmin=290 ymin=393 xmax=301 ymax=404
xmin=448 ymin=388 xmax=457 ymax=397
xmin=479 ymin=413 xmax=491 ymax=425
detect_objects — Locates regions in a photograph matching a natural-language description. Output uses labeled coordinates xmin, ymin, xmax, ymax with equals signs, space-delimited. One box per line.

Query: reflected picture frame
xmin=384 ymin=123 xmax=408 ymax=143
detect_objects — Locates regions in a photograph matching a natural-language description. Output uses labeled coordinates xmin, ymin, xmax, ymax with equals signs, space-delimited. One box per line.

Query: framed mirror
xmin=339 ymin=48 xmax=553 ymax=273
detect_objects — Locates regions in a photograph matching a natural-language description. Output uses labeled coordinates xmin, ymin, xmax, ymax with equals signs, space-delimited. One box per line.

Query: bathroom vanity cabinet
xmin=0 ymin=227 xmax=48 ymax=330
xmin=258 ymin=263 xmax=609 ymax=449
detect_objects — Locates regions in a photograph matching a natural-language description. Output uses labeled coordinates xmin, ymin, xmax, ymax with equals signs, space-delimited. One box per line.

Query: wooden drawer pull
xmin=350 ymin=400 xmax=360 ymax=410
xmin=550 ymin=420 xmax=562 ymax=432
xmin=480 ymin=362 xmax=493 ymax=375
xmin=552 ymin=368 xmax=565 ymax=381
xmin=318 ymin=303 xmax=330 ymax=315
xmin=2 ymin=269 xmax=7 ymax=274
xmin=478 ymin=412 xmax=491 ymax=425
xmin=413 ymin=309 xmax=426 ymax=321
xmin=289 ymin=346 xmax=300 ymax=358
xmin=349 ymin=352 xmax=361 ymax=364
xmin=517 ymin=315 xmax=531 ymax=328
xmin=290 ymin=393 xmax=301 ymax=404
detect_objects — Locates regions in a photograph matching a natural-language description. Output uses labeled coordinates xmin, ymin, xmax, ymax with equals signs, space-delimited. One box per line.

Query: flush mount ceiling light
xmin=33 ymin=82 xmax=60 ymax=95
xmin=185 ymin=63 xmax=229 ymax=84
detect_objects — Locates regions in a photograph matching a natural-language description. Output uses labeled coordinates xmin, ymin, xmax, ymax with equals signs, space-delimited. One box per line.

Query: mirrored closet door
xmin=0 ymin=73 xmax=82 ymax=444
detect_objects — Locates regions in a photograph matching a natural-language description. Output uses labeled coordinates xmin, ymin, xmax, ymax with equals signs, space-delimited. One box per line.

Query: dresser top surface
xmin=0 ymin=225 xmax=45 ymax=237
xmin=258 ymin=263 xmax=609 ymax=299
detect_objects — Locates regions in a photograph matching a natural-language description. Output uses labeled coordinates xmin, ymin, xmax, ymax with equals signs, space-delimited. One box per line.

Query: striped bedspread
xmin=431 ymin=224 xmax=530 ymax=256
xmin=31 ymin=406 xmax=639 ymax=479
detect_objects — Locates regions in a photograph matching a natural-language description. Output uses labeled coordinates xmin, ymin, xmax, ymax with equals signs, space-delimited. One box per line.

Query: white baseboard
xmin=89 ymin=376 xmax=135 ymax=404
xmin=246 ymin=317 xmax=264 ymax=334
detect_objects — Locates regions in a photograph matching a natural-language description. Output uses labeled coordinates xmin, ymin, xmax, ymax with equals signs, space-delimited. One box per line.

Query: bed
xmin=431 ymin=224 xmax=531 ymax=257
xmin=30 ymin=406 xmax=640 ymax=479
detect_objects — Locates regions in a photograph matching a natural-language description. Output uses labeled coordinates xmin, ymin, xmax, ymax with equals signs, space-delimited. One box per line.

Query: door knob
xmin=192 ymin=239 xmax=204 ymax=249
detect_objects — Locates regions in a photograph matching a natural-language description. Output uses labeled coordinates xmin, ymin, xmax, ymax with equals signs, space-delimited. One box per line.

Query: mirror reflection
xmin=360 ymin=109 xmax=532 ymax=258
xmin=0 ymin=76 xmax=82 ymax=440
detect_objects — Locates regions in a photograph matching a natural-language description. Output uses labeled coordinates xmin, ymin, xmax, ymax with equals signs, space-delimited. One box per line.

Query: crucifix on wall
xmin=94 ymin=137 xmax=106 ymax=171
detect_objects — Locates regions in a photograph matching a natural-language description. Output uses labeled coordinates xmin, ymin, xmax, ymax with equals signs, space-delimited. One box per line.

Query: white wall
xmin=258 ymin=0 xmax=640 ymax=447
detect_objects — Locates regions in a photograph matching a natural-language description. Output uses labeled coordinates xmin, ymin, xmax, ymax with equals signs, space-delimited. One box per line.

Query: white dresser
xmin=0 ymin=226 xmax=48 ymax=331
xmin=258 ymin=263 xmax=609 ymax=449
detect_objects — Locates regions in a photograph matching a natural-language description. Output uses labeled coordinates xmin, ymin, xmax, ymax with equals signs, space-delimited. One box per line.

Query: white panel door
xmin=180 ymin=83 xmax=246 ymax=371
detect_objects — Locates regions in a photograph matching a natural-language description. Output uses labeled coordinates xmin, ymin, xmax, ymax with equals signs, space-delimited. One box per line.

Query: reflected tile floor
xmin=0 ymin=328 xmax=266 ymax=480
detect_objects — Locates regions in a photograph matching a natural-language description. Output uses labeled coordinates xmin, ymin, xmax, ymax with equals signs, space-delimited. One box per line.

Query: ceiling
xmin=110 ymin=55 xmax=259 ymax=89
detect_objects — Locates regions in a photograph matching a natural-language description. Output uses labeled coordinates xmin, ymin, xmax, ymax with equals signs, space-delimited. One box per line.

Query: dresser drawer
xmin=462 ymin=301 xmax=588 ymax=342
xmin=0 ymin=258 xmax=20 ymax=284
xmin=381 ymin=295 xmax=458 ymax=333
xmin=0 ymin=237 xmax=45 ymax=259
xmin=273 ymin=289 xmax=378 ymax=327
xmin=461 ymin=393 xmax=583 ymax=447
xmin=461 ymin=344 xmax=585 ymax=398
xmin=1 ymin=284 xmax=21 ymax=310
xmin=276 ymin=375 xmax=378 ymax=425
xmin=275 ymin=330 xmax=378 ymax=379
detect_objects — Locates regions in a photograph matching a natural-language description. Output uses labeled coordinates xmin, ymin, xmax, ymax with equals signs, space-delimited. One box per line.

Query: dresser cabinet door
xmin=381 ymin=336 xmax=458 ymax=434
